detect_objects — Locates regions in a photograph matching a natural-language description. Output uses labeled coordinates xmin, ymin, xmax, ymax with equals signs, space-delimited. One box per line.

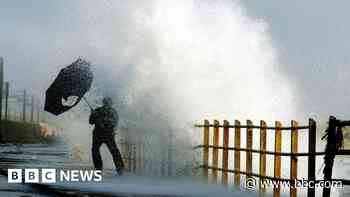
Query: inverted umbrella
xmin=45 ymin=58 xmax=93 ymax=115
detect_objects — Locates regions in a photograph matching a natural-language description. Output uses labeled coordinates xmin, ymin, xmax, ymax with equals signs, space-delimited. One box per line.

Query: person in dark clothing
xmin=89 ymin=97 xmax=124 ymax=175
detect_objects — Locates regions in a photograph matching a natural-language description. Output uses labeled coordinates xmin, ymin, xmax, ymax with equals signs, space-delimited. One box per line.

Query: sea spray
xmin=34 ymin=0 xmax=301 ymax=179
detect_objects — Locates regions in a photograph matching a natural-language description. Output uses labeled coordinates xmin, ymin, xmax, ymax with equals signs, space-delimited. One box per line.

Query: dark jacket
xmin=89 ymin=105 xmax=119 ymax=134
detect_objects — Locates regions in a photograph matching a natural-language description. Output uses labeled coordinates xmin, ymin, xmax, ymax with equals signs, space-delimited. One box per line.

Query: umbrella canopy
xmin=45 ymin=58 xmax=93 ymax=115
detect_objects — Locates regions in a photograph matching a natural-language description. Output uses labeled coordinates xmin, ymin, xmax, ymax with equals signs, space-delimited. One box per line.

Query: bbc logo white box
xmin=24 ymin=169 xmax=39 ymax=183
xmin=42 ymin=169 xmax=56 ymax=183
xmin=8 ymin=168 xmax=101 ymax=183
xmin=8 ymin=169 xmax=22 ymax=183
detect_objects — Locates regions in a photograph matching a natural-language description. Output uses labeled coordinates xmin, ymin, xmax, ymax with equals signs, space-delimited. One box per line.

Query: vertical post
xmin=124 ymin=130 xmax=130 ymax=172
xmin=137 ymin=138 xmax=142 ymax=174
xmin=8 ymin=109 xmax=11 ymax=121
xmin=259 ymin=120 xmax=267 ymax=193
xmin=4 ymin=82 xmax=9 ymax=121
xmin=128 ymin=143 xmax=132 ymax=172
xmin=161 ymin=144 xmax=166 ymax=176
xmin=212 ymin=120 xmax=220 ymax=182
xmin=0 ymin=58 xmax=3 ymax=141
xmin=133 ymin=144 xmax=137 ymax=173
xmin=136 ymin=140 xmax=140 ymax=174
xmin=22 ymin=90 xmax=26 ymax=122
xmin=222 ymin=120 xmax=229 ymax=185
xmin=168 ymin=128 xmax=173 ymax=176
xmin=203 ymin=120 xmax=210 ymax=179
xmin=308 ymin=119 xmax=316 ymax=197
xmin=153 ymin=151 xmax=158 ymax=176
xmin=130 ymin=141 xmax=134 ymax=173
xmin=246 ymin=120 xmax=253 ymax=180
xmin=290 ymin=120 xmax=299 ymax=197
xmin=137 ymin=139 xmax=142 ymax=174
xmin=0 ymin=58 xmax=3 ymax=122
xmin=135 ymin=137 xmax=139 ymax=173
xmin=30 ymin=95 xmax=34 ymax=122
xmin=37 ymin=102 xmax=40 ymax=123
xmin=141 ymin=142 xmax=145 ymax=175
xmin=234 ymin=120 xmax=241 ymax=187
xmin=274 ymin=121 xmax=282 ymax=197
xmin=142 ymin=149 xmax=146 ymax=175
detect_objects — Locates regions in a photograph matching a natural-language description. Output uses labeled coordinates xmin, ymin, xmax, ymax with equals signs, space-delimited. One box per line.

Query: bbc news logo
xmin=8 ymin=169 xmax=102 ymax=183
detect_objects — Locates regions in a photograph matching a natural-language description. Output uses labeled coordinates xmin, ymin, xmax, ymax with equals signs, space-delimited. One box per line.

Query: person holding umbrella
xmin=45 ymin=58 xmax=124 ymax=175
xmin=89 ymin=97 xmax=125 ymax=175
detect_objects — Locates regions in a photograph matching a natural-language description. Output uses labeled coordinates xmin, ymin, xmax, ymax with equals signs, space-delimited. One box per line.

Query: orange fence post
xmin=274 ymin=121 xmax=282 ymax=197
xmin=234 ymin=120 xmax=241 ymax=187
xmin=246 ymin=120 xmax=253 ymax=181
xmin=212 ymin=120 xmax=220 ymax=182
xmin=222 ymin=120 xmax=230 ymax=185
xmin=308 ymin=119 xmax=316 ymax=197
xmin=259 ymin=120 xmax=267 ymax=193
xmin=290 ymin=120 xmax=299 ymax=197
xmin=203 ymin=120 xmax=210 ymax=179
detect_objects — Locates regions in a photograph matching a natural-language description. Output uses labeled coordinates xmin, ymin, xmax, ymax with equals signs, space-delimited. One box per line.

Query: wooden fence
xmin=116 ymin=117 xmax=350 ymax=197
xmin=195 ymin=119 xmax=317 ymax=197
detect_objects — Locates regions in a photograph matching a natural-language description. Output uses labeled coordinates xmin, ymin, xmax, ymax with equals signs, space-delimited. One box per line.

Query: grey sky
xmin=0 ymin=1 xmax=69 ymax=86
xmin=243 ymin=1 xmax=350 ymax=66
xmin=1 ymin=1 xmax=350 ymax=120
xmin=241 ymin=1 xmax=350 ymax=119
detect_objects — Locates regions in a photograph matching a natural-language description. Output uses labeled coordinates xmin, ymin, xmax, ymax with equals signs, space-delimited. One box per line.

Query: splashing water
xmin=34 ymin=0 xmax=300 ymax=180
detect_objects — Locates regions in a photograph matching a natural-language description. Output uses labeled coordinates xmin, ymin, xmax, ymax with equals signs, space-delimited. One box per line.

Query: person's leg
xmin=92 ymin=133 xmax=103 ymax=170
xmin=106 ymin=136 xmax=125 ymax=175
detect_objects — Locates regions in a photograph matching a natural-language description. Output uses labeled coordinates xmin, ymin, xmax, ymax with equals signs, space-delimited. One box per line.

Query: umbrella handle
xmin=82 ymin=96 xmax=94 ymax=110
